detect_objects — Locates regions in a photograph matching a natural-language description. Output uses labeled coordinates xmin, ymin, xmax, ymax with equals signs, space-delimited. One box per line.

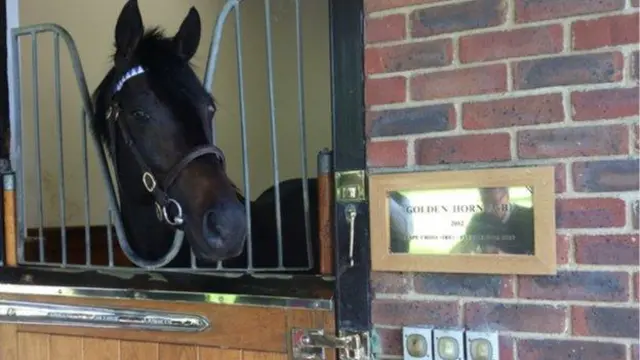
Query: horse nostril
xmin=202 ymin=209 xmax=220 ymax=241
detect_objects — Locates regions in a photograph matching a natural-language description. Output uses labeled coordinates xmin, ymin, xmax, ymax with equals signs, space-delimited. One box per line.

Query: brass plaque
xmin=388 ymin=186 xmax=534 ymax=256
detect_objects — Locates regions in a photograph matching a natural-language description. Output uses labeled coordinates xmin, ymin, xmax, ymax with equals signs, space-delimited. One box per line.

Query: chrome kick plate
xmin=291 ymin=328 xmax=370 ymax=360
xmin=0 ymin=300 xmax=210 ymax=332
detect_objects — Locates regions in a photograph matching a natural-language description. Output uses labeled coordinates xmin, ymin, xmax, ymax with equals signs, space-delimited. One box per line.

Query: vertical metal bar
xmin=204 ymin=0 xmax=242 ymax=90
xmin=30 ymin=32 xmax=45 ymax=263
xmin=204 ymin=0 xmax=243 ymax=141
xmin=190 ymin=249 xmax=197 ymax=269
xmin=80 ymin=109 xmax=91 ymax=265
xmin=106 ymin=209 xmax=114 ymax=267
xmin=8 ymin=24 xmax=26 ymax=259
xmin=53 ymin=33 xmax=67 ymax=267
xmin=234 ymin=3 xmax=253 ymax=270
xmin=294 ymin=0 xmax=313 ymax=269
xmin=263 ymin=0 xmax=284 ymax=268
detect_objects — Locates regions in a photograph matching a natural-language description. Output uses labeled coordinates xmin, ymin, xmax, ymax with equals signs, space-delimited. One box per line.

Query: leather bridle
xmin=106 ymin=65 xmax=226 ymax=229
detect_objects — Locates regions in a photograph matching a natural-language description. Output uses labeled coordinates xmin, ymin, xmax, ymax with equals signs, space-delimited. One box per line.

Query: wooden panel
xmin=198 ymin=347 xmax=242 ymax=360
xmin=3 ymin=332 xmax=315 ymax=359
xmin=0 ymin=324 xmax=18 ymax=360
xmin=0 ymin=293 xmax=335 ymax=358
xmin=50 ymin=335 xmax=82 ymax=360
xmin=17 ymin=333 xmax=49 ymax=360
xmin=84 ymin=337 xmax=120 ymax=360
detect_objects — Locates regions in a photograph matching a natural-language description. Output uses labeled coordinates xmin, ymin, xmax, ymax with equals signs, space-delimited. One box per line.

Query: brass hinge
xmin=291 ymin=328 xmax=371 ymax=360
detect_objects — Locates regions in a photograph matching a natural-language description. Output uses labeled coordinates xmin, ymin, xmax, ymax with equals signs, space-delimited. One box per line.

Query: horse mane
xmin=90 ymin=27 xmax=212 ymax=150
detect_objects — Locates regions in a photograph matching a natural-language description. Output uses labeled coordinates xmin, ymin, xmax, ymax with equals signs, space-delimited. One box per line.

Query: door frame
xmin=328 ymin=0 xmax=371 ymax=335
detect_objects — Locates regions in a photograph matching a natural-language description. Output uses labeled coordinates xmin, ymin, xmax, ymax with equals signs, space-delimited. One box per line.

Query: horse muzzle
xmin=194 ymin=199 xmax=248 ymax=262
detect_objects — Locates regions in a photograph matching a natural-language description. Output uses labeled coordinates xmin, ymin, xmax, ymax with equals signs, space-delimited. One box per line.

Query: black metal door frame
xmin=328 ymin=0 xmax=371 ymax=336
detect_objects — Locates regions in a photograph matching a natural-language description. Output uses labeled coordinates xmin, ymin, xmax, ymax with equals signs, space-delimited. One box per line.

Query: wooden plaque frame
xmin=369 ymin=166 xmax=557 ymax=275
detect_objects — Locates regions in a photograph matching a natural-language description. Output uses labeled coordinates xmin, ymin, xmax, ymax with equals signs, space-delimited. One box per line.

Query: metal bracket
xmin=335 ymin=170 xmax=366 ymax=202
xmin=291 ymin=328 xmax=370 ymax=360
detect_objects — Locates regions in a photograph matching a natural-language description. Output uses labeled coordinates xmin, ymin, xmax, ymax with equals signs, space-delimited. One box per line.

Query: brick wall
xmin=364 ymin=0 xmax=639 ymax=359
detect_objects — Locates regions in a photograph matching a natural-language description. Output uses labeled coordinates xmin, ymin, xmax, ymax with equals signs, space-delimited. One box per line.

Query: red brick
xmin=513 ymin=52 xmax=624 ymax=90
xmin=415 ymin=133 xmax=511 ymax=165
xmin=556 ymin=198 xmax=626 ymax=229
xmin=410 ymin=0 xmax=506 ymax=38
xmin=414 ymin=274 xmax=514 ymax=298
xmin=557 ymin=234 xmax=570 ymax=265
xmin=574 ymin=234 xmax=639 ymax=265
xmin=373 ymin=327 xmax=402 ymax=356
xmin=499 ymin=336 xmax=515 ymax=360
xmin=371 ymin=272 xmax=413 ymax=294
xmin=554 ymin=163 xmax=567 ymax=193
xmin=462 ymin=94 xmax=563 ymax=130
xmin=367 ymin=140 xmax=407 ymax=168
xmin=572 ymin=159 xmax=639 ymax=192
xmin=517 ymin=124 xmax=629 ymax=159
xmin=572 ymin=87 xmax=639 ymax=121
xmin=367 ymin=104 xmax=455 ymax=137
xmin=518 ymin=271 xmax=630 ymax=301
xmin=572 ymin=306 xmax=639 ymax=338
xmin=573 ymin=13 xmax=640 ymax=50
xmin=365 ymin=0 xmax=443 ymax=13
xmin=460 ymin=25 xmax=563 ymax=63
xmin=365 ymin=76 xmax=406 ymax=106
xmin=410 ymin=64 xmax=507 ymax=101
xmin=372 ymin=299 xmax=459 ymax=326
xmin=465 ymin=302 xmax=567 ymax=333
xmin=515 ymin=0 xmax=625 ymax=23
xmin=518 ymin=339 xmax=626 ymax=360
xmin=365 ymin=39 xmax=452 ymax=74
xmin=365 ymin=15 xmax=406 ymax=44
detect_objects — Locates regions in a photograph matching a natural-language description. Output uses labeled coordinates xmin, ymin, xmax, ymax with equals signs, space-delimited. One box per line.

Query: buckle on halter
xmin=163 ymin=198 xmax=184 ymax=226
xmin=142 ymin=172 xmax=157 ymax=192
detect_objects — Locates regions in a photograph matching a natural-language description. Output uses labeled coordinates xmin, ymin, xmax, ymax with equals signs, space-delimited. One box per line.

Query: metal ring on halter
xmin=163 ymin=198 xmax=184 ymax=226
xmin=142 ymin=172 xmax=156 ymax=192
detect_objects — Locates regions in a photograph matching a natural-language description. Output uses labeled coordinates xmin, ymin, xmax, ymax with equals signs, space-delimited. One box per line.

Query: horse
xmin=91 ymin=0 xmax=409 ymax=273
xmin=90 ymin=0 xmax=322 ymax=272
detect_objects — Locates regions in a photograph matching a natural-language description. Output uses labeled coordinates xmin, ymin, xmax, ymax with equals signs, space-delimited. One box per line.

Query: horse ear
xmin=115 ymin=0 xmax=144 ymax=59
xmin=173 ymin=7 xmax=201 ymax=61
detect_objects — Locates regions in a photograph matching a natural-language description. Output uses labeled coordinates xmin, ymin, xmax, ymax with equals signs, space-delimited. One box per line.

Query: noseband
xmin=107 ymin=65 xmax=225 ymax=228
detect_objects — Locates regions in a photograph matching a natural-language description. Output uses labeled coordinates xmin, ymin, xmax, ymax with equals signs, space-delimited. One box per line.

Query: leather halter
xmin=107 ymin=65 xmax=225 ymax=227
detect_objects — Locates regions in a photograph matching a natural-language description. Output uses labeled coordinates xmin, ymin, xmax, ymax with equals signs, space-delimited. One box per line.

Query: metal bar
xmin=80 ymin=108 xmax=91 ymax=265
xmin=9 ymin=31 xmax=25 ymax=255
xmin=106 ymin=209 xmax=114 ymax=267
xmin=294 ymin=0 xmax=313 ymax=270
xmin=53 ymin=33 xmax=68 ymax=267
xmin=203 ymin=0 xmax=244 ymax=141
xmin=263 ymin=0 xmax=284 ymax=268
xmin=234 ymin=4 xmax=253 ymax=270
xmin=30 ymin=32 xmax=45 ymax=263
xmin=203 ymin=0 xmax=242 ymax=92
xmin=10 ymin=24 xmax=128 ymax=267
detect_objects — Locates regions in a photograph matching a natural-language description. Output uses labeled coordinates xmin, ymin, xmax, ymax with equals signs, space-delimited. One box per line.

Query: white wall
xmin=16 ymin=0 xmax=331 ymax=228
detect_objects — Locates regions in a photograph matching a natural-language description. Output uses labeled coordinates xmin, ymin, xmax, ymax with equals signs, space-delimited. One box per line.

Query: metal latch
xmin=335 ymin=170 xmax=366 ymax=202
xmin=291 ymin=328 xmax=370 ymax=360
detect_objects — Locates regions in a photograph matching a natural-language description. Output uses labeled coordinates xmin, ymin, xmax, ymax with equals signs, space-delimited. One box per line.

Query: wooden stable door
xmin=0 ymin=294 xmax=335 ymax=360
